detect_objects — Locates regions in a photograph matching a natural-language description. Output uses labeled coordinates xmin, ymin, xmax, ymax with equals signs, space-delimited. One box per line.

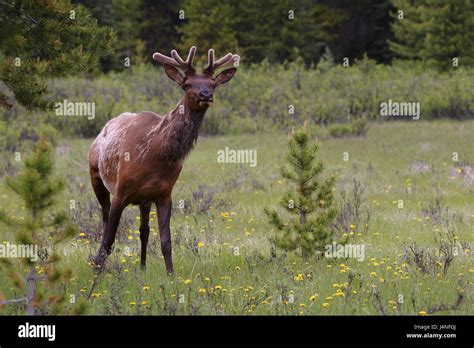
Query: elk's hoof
xmin=90 ymin=253 xmax=107 ymax=272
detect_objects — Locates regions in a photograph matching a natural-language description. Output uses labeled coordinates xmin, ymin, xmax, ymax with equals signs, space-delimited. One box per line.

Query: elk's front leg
xmin=139 ymin=201 xmax=152 ymax=269
xmin=157 ymin=197 xmax=173 ymax=275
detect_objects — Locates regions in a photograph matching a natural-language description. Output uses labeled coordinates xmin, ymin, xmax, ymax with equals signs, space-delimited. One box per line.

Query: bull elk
xmin=88 ymin=46 xmax=239 ymax=273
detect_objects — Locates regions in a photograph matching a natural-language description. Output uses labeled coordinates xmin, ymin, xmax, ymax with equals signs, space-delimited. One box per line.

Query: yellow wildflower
xmin=293 ymin=274 xmax=305 ymax=282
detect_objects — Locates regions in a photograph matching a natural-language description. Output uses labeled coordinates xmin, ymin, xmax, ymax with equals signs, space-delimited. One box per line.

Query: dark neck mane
xmin=157 ymin=99 xmax=207 ymax=163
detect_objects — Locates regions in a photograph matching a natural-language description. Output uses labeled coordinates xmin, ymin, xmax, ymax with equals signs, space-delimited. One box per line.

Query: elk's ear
xmin=163 ymin=64 xmax=185 ymax=86
xmin=214 ymin=68 xmax=237 ymax=86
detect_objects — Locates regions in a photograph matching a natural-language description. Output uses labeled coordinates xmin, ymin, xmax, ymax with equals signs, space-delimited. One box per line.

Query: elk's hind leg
xmin=94 ymin=196 xmax=126 ymax=268
xmin=139 ymin=201 xmax=152 ymax=269
xmin=90 ymin=172 xmax=111 ymax=237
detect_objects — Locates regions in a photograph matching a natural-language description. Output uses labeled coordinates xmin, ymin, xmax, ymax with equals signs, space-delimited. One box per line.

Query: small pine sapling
xmin=265 ymin=126 xmax=337 ymax=258
xmin=0 ymin=139 xmax=84 ymax=314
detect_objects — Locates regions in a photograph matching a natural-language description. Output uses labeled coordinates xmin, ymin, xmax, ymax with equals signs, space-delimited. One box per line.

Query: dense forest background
xmin=78 ymin=0 xmax=394 ymax=71
xmin=75 ymin=0 xmax=473 ymax=71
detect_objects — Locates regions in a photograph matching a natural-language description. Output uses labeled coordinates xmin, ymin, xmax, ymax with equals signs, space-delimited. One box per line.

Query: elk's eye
xmin=183 ymin=83 xmax=191 ymax=90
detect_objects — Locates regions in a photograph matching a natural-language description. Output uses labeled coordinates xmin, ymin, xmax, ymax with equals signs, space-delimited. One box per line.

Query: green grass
xmin=0 ymin=120 xmax=473 ymax=315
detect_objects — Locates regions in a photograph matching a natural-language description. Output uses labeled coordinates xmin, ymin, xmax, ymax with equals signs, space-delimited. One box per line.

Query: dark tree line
xmin=73 ymin=0 xmax=395 ymax=70
xmin=74 ymin=0 xmax=473 ymax=71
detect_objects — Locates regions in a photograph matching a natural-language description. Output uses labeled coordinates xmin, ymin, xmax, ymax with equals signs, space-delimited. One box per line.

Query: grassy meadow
xmin=0 ymin=120 xmax=473 ymax=315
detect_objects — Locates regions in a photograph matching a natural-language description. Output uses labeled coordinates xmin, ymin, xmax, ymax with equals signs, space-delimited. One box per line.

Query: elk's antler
xmin=153 ymin=46 xmax=197 ymax=74
xmin=204 ymin=49 xmax=240 ymax=75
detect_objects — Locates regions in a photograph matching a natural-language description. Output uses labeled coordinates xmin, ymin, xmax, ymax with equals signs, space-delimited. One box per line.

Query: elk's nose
xmin=199 ymin=91 xmax=213 ymax=101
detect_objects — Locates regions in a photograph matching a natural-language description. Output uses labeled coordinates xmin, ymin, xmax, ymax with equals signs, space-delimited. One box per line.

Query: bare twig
xmin=26 ymin=266 xmax=36 ymax=315
xmin=0 ymin=297 xmax=27 ymax=305
xmin=372 ymin=287 xmax=387 ymax=315
xmin=426 ymin=283 xmax=468 ymax=314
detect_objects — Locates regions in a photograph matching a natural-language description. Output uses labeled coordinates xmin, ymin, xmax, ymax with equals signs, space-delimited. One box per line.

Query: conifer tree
xmin=388 ymin=0 xmax=425 ymax=60
xmin=0 ymin=0 xmax=115 ymax=110
xmin=420 ymin=0 xmax=474 ymax=69
xmin=0 ymin=140 xmax=84 ymax=315
xmin=389 ymin=0 xmax=474 ymax=69
xmin=177 ymin=0 xmax=238 ymax=62
xmin=139 ymin=0 xmax=182 ymax=64
xmin=177 ymin=0 xmax=343 ymax=65
xmin=264 ymin=127 xmax=337 ymax=257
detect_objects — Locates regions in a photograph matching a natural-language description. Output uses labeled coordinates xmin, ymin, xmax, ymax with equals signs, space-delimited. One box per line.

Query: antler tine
xmin=214 ymin=53 xmax=233 ymax=68
xmin=171 ymin=49 xmax=186 ymax=67
xmin=153 ymin=46 xmax=197 ymax=73
xmin=152 ymin=51 xmax=181 ymax=68
xmin=204 ymin=51 xmax=240 ymax=74
xmin=215 ymin=54 xmax=240 ymax=70
xmin=205 ymin=48 xmax=215 ymax=71
xmin=185 ymin=46 xmax=197 ymax=67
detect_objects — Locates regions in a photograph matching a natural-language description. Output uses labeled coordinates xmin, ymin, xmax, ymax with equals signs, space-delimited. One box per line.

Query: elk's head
xmin=153 ymin=46 xmax=239 ymax=110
